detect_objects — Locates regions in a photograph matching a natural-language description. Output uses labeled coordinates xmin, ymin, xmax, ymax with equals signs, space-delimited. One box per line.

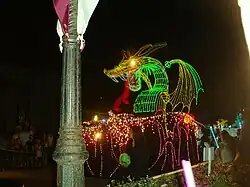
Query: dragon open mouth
xmin=104 ymin=69 xmax=132 ymax=83
xmin=104 ymin=58 xmax=139 ymax=83
xmin=113 ymin=73 xmax=129 ymax=83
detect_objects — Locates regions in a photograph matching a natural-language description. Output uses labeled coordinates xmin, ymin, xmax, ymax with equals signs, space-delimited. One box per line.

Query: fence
xmin=0 ymin=148 xmax=49 ymax=170
xmin=152 ymin=161 xmax=208 ymax=180
xmin=109 ymin=162 xmax=208 ymax=187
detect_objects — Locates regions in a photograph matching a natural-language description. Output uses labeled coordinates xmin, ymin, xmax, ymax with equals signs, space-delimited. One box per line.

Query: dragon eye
xmin=130 ymin=59 xmax=136 ymax=67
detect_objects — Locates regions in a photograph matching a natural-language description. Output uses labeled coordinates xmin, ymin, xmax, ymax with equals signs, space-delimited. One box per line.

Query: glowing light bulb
xmin=130 ymin=59 xmax=136 ymax=67
xmin=95 ymin=132 xmax=102 ymax=140
xmin=93 ymin=115 xmax=98 ymax=122
xmin=184 ymin=114 xmax=193 ymax=124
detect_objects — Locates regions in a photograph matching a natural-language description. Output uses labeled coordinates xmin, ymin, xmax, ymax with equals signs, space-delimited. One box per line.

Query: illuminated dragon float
xmin=104 ymin=43 xmax=204 ymax=113
xmin=83 ymin=43 xmax=204 ymax=177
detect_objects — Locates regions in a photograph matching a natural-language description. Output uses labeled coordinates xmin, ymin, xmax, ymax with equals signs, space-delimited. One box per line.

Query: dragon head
xmin=103 ymin=56 xmax=140 ymax=82
xmin=104 ymin=43 xmax=167 ymax=91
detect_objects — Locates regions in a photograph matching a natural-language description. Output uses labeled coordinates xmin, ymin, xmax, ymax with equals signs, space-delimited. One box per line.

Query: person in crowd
xmin=11 ymin=137 xmax=22 ymax=151
xmin=114 ymin=127 xmax=149 ymax=182
xmin=5 ymin=126 xmax=54 ymax=169
xmin=29 ymin=126 xmax=35 ymax=137
xmin=42 ymin=133 xmax=49 ymax=148
xmin=197 ymin=128 xmax=203 ymax=147
xmin=114 ymin=128 xmax=134 ymax=181
xmin=199 ymin=130 xmax=211 ymax=148
xmin=198 ymin=130 xmax=211 ymax=160
xmin=218 ymin=130 xmax=238 ymax=163
xmin=47 ymin=133 xmax=54 ymax=148
xmin=34 ymin=139 xmax=43 ymax=167
xmin=24 ymin=135 xmax=34 ymax=168
xmin=11 ymin=136 xmax=23 ymax=167
xmin=19 ymin=125 xmax=30 ymax=147
xmin=42 ymin=133 xmax=49 ymax=167
xmin=11 ymin=127 xmax=20 ymax=146
xmin=25 ymin=135 xmax=34 ymax=152
xmin=126 ymin=126 xmax=149 ymax=180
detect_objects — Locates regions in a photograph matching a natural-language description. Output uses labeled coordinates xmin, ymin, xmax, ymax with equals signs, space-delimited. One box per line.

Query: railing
xmin=0 ymin=148 xmax=49 ymax=170
xmin=110 ymin=162 xmax=208 ymax=187
xmin=152 ymin=161 xmax=208 ymax=180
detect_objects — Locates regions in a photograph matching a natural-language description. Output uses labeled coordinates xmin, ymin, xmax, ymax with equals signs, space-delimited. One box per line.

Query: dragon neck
xmin=138 ymin=57 xmax=169 ymax=91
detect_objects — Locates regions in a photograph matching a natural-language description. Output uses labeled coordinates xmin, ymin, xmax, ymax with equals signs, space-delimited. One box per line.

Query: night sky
xmin=1 ymin=0 xmax=250 ymax=131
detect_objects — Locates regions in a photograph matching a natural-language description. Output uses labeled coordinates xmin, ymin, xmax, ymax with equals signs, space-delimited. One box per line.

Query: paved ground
xmin=0 ymin=167 xmax=109 ymax=187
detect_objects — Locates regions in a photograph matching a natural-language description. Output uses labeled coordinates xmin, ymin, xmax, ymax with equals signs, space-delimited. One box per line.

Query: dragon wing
xmin=165 ymin=59 xmax=204 ymax=111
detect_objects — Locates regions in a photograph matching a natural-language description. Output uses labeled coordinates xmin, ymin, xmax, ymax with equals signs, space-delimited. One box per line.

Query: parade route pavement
xmin=0 ymin=167 xmax=109 ymax=187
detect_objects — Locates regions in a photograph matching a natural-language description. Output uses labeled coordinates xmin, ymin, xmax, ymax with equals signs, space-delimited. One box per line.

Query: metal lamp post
xmin=53 ymin=0 xmax=89 ymax=186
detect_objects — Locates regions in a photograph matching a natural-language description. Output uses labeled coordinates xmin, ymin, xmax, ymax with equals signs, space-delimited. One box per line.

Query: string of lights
xmin=82 ymin=111 xmax=202 ymax=177
xmin=165 ymin=59 xmax=204 ymax=111
xmin=84 ymin=43 xmax=204 ymax=177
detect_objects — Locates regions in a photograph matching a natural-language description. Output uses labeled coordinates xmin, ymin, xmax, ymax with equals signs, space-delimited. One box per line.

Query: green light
xmin=104 ymin=43 xmax=204 ymax=113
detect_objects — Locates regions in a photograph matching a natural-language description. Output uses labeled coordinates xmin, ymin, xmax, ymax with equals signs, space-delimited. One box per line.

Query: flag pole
xmin=53 ymin=0 xmax=89 ymax=186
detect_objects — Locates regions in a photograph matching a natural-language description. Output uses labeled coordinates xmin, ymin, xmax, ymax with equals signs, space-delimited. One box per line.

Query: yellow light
xmin=130 ymin=59 xmax=136 ymax=67
xmin=184 ymin=114 xmax=193 ymax=124
xmin=216 ymin=119 xmax=228 ymax=127
xmin=93 ymin=115 xmax=98 ymax=122
xmin=238 ymin=0 xmax=250 ymax=55
xmin=95 ymin=132 xmax=102 ymax=140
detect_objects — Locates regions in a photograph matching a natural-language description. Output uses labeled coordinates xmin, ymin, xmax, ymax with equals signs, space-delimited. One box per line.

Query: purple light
xmin=182 ymin=160 xmax=196 ymax=187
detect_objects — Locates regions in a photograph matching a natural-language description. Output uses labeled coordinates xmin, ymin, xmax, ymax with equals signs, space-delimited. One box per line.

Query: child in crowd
xmin=218 ymin=130 xmax=238 ymax=163
xmin=35 ymin=139 xmax=43 ymax=167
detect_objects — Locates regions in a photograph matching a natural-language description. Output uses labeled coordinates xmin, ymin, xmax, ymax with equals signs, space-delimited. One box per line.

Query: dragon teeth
xmin=111 ymin=77 xmax=119 ymax=83
xmin=120 ymin=75 xmax=126 ymax=81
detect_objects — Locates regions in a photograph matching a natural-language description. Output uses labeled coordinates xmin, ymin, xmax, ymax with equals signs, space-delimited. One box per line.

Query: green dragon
xmin=104 ymin=43 xmax=204 ymax=113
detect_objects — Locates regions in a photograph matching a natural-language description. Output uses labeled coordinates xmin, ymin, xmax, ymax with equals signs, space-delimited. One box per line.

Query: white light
xmin=238 ymin=0 xmax=250 ymax=55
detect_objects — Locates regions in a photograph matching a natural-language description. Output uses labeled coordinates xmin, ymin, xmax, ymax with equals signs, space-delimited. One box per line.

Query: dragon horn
xmin=134 ymin=42 xmax=167 ymax=57
xmin=121 ymin=50 xmax=127 ymax=59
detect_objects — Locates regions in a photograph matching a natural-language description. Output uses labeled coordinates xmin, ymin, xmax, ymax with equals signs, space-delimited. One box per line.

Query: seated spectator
xmin=218 ymin=130 xmax=238 ymax=163
xmin=24 ymin=135 xmax=35 ymax=168
xmin=19 ymin=126 xmax=30 ymax=147
xmin=35 ymin=139 xmax=43 ymax=167
xmin=12 ymin=127 xmax=20 ymax=146
xmin=48 ymin=133 xmax=54 ymax=148
xmin=42 ymin=133 xmax=49 ymax=167
xmin=42 ymin=133 xmax=49 ymax=148
xmin=29 ymin=126 xmax=35 ymax=137
xmin=25 ymin=135 xmax=34 ymax=153
xmin=11 ymin=137 xmax=22 ymax=151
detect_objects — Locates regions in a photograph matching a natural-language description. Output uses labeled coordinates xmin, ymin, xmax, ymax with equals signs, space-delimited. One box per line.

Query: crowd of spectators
xmin=1 ymin=122 xmax=55 ymax=168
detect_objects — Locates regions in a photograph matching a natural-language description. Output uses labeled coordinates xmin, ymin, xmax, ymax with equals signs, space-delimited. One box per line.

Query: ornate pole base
xmin=53 ymin=127 xmax=89 ymax=187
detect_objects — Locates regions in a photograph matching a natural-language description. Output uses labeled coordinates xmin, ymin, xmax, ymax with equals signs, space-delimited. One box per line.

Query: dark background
xmin=0 ymin=0 xmax=249 ymax=133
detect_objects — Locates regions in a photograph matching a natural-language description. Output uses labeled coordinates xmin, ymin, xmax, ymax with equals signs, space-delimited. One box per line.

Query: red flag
xmin=53 ymin=0 xmax=69 ymax=33
xmin=54 ymin=0 xmax=99 ymax=52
